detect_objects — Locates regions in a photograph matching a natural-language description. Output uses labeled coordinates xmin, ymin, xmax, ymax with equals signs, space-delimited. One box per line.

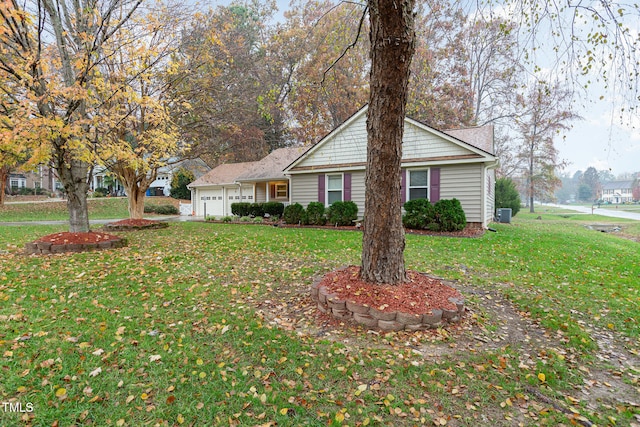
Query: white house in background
xmin=187 ymin=147 xmax=306 ymax=217
xmin=283 ymin=105 xmax=499 ymax=228
xmin=601 ymin=180 xmax=635 ymax=204
xmin=91 ymin=158 xmax=210 ymax=197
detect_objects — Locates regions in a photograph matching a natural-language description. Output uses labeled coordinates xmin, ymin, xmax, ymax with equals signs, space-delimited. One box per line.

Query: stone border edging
xmin=24 ymin=237 xmax=127 ymax=255
xmin=310 ymin=277 xmax=465 ymax=332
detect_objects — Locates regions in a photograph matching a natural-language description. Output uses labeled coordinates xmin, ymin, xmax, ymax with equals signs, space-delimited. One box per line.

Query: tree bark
xmin=360 ymin=0 xmax=416 ymax=284
xmin=53 ymin=153 xmax=91 ymax=232
xmin=0 ymin=166 xmax=9 ymax=206
xmin=126 ymin=184 xmax=147 ymax=219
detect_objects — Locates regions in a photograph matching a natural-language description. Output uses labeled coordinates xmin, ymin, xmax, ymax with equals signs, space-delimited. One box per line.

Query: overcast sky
xmin=207 ymin=0 xmax=639 ymax=178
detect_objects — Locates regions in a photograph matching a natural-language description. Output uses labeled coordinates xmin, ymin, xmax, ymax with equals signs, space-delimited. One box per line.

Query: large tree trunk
xmin=126 ymin=183 xmax=147 ymax=219
xmin=0 ymin=166 xmax=9 ymax=206
xmin=54 ymin=152 xmax=91 ymax=232
xmin=360 ymin=0 xmax=416 ymax=284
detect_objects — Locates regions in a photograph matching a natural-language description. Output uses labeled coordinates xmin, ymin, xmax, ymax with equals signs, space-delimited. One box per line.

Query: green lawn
xmin=0 ymin=212 xmax=638 ymax=426
xmin=0 ymin=197 xmax=179 ymax=222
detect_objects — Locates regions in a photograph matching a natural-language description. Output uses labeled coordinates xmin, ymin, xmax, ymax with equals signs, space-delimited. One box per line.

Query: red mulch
xmin=108 ymin=219 xmax=161 ymax=227
xmin=36 ymin=231 xmax=120 ymax=245
xmin=320 ymin=266 xmax=462 ymax=315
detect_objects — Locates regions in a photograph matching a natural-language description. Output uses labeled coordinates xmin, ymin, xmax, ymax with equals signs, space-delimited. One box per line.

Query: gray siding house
xmin=189 ymin=106 xmax=499 ymax=227
xmin=284 ymin=106 xmax=499 ymax=227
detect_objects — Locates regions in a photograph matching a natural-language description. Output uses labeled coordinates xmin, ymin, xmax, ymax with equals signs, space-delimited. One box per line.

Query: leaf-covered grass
xmin=0 ymin=217 xmax=638 ymax=426
xmin=0 ymin=197 xmax=179 ymax=222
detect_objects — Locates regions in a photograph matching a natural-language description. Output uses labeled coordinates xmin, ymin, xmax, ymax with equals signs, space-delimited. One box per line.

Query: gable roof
xmin=236 ymin=147 xmax=308 ymax=182
xmin=443 ymin=126 xmax=494 ymax=155
xmin=187 ymin=161 xmax=257 ymax=188
xmin=285 ymin=105 xmax=497 ymax=172
xmin=602 ymin=180 xmax=634 ymax=190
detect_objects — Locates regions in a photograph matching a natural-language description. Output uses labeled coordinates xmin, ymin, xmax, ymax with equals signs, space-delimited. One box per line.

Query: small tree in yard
xmin=170 ymin=168 xmax=195 ymax=200
xmin=495 ymin=177 xmax=521 ymax=217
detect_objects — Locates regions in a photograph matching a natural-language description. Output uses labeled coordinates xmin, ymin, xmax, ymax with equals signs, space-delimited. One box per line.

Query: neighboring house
xmin=188 ymin=147 xmax=306 ymax=217
xmin=6 ymin=166 xmax=59 ymax=194
xmin=284 ymin=106 xmax=498 ymax=227
xmin=147 ymin=158 xmax=211 ymax=197
xmin=601 ymin=180 xmax=635 ymax=204
xmin=91 ymin=158 xmax=210 ymax=197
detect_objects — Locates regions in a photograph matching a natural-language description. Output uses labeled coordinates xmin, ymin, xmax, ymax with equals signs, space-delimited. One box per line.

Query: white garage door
xmin=198 ymin=189 xmax=224 ymax=217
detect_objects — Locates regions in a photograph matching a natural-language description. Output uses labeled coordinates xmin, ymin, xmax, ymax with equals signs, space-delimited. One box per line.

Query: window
xmin=408 ymin=169 xmax=429 ymax=201
xmin=327 ymin=174 xmax=343 ymax=205
xmin=275 ymin=184 xmax=288 ymax=199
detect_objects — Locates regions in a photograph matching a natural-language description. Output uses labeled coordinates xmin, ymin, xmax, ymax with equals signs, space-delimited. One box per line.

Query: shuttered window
xmin=408 ymin=169 xmax=429 ymax=201
xmin=327 ymin=174 xmax=343 ymax=205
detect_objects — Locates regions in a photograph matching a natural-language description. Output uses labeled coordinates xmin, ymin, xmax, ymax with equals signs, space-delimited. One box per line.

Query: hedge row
xmin=230 ymin=202 xmax=285 ymax=218
xmin=283 ymin=201 xmax=358 ymax=226
xmin=144 ymin=204 xmax=179 ymax=215
xmin=402 ymin=198 xmax=466 ymax=231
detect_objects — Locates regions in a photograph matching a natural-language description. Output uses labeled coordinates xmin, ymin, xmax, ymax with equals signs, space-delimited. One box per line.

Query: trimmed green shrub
xmin=434 ymin=198 xmax=466 ymax=231
xmin=305 ymin=202 xmax=326 ymax=225
xmin=283 ymin=203 xmax=305 ymax=224
xmin=253 ymin=216 xmax=264 ymax=223
xmin=154 ymin=204 xmax=179 ymax=215
xmin=221 ymin=216 xmax=233 ymax=223
xmin=263 ymin=201 xmax=285 ymax=217
xmin=402 ymin=198 xmax=435 ymax=229
xmin=495 ymin=177 xmax=521 ymax=217
xmin=231 ymin=202 xmax=252 ymax=217
xmin=144 ymin=204 xmax=179 ymax=215
xmin=327 ymin=201 xmax=358 ymax=226
xmin=249 ymin=203 xmax=265 ymax=217
xmin=94 ymin=187 xmax=109 ymax=197
xmin=239 ymin=216 xmax=251 ymax=222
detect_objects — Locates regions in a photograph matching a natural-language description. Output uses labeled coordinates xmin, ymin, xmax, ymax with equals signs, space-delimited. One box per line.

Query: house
xmin=91 ymin=158 xmax=210 ymax=197
xmin=284 ymin=106 xmax=498 ymax=227
xmin=189 ymin=106 xmax=499 ymax=227
xmin=5 ymin=166 xmax=59 ymax=195
xmin=601 ymin=180 xmax=636 ymax=204
xmin=187 ymin=147 xmax=307 ymax=217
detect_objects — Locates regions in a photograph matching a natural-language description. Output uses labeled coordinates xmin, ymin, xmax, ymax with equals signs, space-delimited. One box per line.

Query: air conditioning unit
xmin=497 ymin=208 xmax=512 ymax=223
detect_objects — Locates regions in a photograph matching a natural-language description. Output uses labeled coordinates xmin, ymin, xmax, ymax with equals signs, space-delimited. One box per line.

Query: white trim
xmin=406 ymin=168 xmax=430 ymax=202
xmin=326 ymin=173 xmax=344 ymax=206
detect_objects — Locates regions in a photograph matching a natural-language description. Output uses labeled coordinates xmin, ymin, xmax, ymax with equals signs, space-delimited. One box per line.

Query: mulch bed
xmin=103 ymin=218 xmax=169 ymax=231
xmin=320 ymin=266 xmax=461 ymax=315
xmin=277 ymin=223 xmax=486 ymax=238
xmin=25 ymin=231 xmax=126 ymax=255
xmin=37 ymin=231 xmax=121 ymax=245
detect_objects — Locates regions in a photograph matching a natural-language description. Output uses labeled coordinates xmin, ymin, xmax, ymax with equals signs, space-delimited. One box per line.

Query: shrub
xmin=169 ymin=168 xmax=195 ymax=200
xmin=402 ymin=198 xmax=435 ymax=229
xmin=305 ymin=202 xmax=326 ymax=225
xmin=249 ymin=203 xmax=265 ymax=217
xmin=231 ymin=202 xmax=251 ymax=217
xmin=283 ymin=203 xmax=305 ymax=224
xmin=327 ymin=201 xmax=358 ymax=226
xmin=154 ymin=204 xmax=179 ymax=215
xmin=144 ymin=204 xmax=156 ymax=213
xmin=94 ymin=187 xmax=109 ymax=197
xmin=205 ymin=215 xmax=216 ymax=222
xmin=495 ymin=177 xmax=521 ymax=217
xmin=434 ymin=198 xmax=466 ymax=231
xmin=253 ymin=216 xmax=264 ymax=223
xmin=263 ymin=201 xmax=285 ymax=217
xmin=221 ymin=216 xmax=233 ymax=223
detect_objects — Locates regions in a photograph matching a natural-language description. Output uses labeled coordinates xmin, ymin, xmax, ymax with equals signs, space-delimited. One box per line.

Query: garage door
xmin=197 ymin=188 xmax=224 ymax=217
